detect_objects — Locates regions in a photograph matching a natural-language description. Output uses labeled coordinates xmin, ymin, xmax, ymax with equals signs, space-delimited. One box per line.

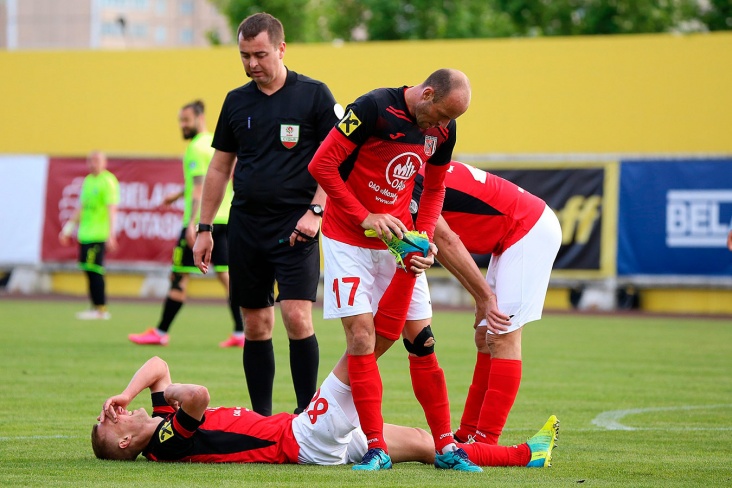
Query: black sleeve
xmin=175 ymin=408 xmax=204 ymax=434
xmin=335 ymin=93 xmax=378 ymax=146
xmin=410 ymin=174 xmax=425 ymax=225
xmin=151 ymin=391 xmax=167 ymax=407
xmin=313 ymin=84 xmax=339 ymax=141
xmin=144 ymin=409 xmax=204 ymax=461
xmin=212 ymin=92 xmax=238 ymax=153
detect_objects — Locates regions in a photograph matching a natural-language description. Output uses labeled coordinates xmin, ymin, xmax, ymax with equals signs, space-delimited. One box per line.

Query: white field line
xmin=591 ymin=404 xmax=732 ymax=431
xmin=0 ymin=435 xmax=79 ymax=441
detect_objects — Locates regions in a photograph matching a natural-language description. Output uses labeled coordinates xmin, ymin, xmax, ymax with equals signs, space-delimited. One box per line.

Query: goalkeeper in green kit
xmin=59 ymin=151 xmax=119 ymax=320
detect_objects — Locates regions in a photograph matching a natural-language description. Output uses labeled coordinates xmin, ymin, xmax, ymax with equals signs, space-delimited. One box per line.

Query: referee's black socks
xmin=290 ymin=335 xmax=320 ymax=414
xmin=243 ymin=338 xmax=275 ymax=416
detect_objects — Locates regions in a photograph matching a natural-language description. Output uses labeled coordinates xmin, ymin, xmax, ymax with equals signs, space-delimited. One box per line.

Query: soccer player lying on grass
xmin=91 ymin=356 xmax=558 ymax=467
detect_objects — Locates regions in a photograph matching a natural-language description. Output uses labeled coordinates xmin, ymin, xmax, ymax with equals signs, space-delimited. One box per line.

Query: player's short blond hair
xmin=90 ymin=424 xmax=140 ymax=461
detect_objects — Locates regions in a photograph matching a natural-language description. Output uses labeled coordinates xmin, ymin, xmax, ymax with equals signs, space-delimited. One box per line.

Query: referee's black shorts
xmin=172 ymin=224 xmax=229 ymax=274
xmin=228 ymin=207 xmax=320 ymax=309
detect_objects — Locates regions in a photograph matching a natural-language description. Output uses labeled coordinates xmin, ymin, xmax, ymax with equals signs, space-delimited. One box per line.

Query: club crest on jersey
xmin=385 ymin=152 xmax=421 ymax=192
xmin=280 ymin=124 xmax=300 ymax=149
xmin=424 ymin=136 xmax=438 ymax=157
xmin=338 ymin=109 xmax=361 ymax=136
xmin=409 ymin=198 xmax=419 ymax=214
xmin=158 ymin=420 xmax=174 ymax=443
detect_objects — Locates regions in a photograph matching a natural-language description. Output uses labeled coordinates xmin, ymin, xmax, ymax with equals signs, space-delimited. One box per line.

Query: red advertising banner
xmin=42 ymin=157 xmax=184 ymax=264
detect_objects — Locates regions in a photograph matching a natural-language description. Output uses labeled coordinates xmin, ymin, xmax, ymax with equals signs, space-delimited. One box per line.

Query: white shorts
xmin=321 ymin=235 xmax=432 ymax=321
xmin=291 ymin=373 xmax=368 ymax=465
xmin=482 ymin=205 xmax=561 ymax=333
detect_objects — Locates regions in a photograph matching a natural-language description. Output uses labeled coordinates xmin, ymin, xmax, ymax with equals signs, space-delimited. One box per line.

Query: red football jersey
xmin=143 ymin=393 xmax=299 ymax=464
xmin=310 ymin=87 xmax=454 ymax=248
xmin=415 ymin=162 xmax=546 ymax=255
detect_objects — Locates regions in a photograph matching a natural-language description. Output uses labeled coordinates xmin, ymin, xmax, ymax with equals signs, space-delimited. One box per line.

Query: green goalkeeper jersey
xmin=77 ymin=170 xmax=120 ymax=244
xmin=182 ymin=132 xmax=233 ymax=226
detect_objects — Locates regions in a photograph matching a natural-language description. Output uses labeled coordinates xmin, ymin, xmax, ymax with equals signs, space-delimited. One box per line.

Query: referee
xmin=193 ymin=13 xmax=340 ymax=416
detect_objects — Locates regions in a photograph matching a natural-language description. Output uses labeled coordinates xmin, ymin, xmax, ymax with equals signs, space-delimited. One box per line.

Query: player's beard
xmin=182 ymin=127 xmax=198 ymax=140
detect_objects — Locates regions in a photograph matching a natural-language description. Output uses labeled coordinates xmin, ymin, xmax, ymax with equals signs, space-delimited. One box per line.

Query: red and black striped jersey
xmin=142 ymin=393 xmax=299 ymax=464
xmin=413 ymin=162 xmax=546 ymax=255
xmin=310 ymin=86 xmax=455 ymax=248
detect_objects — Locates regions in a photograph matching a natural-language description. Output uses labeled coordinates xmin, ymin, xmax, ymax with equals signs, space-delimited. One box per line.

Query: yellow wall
xmin=2 ymin=32 xmax=731 ymax=157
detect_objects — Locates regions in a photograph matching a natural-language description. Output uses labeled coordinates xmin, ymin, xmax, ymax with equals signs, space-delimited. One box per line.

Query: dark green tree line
xmin=210 ymin=0 xmax=732 ymax=43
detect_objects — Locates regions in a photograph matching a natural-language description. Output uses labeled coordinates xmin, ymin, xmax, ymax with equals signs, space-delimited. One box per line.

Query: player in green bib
xmin=128 ymin=100 xmax=243 ymax=347
xmin=59 ymin=151 xmax=119 ymax=320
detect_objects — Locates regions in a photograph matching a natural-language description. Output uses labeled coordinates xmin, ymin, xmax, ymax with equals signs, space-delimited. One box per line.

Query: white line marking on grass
xmin=0 ymin=435 xmax=79 ymax=441
xmin=592 ymin=404 xmax=732 ymax=431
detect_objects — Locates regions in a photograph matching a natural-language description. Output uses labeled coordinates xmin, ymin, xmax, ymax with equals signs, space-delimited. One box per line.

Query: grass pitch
xmin=1 ymin=297 xmax=731 ymax=487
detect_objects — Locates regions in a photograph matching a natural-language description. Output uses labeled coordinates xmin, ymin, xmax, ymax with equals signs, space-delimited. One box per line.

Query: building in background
xmin=0 ymin=0 xmax=232 ymax=50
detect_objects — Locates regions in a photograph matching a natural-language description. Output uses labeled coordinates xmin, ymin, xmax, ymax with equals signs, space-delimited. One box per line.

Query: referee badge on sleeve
xmin=280 ymin=124 xmax=300 ymax=149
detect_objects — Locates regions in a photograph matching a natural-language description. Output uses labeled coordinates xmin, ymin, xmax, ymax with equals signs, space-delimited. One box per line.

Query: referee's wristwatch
xmin=308 ymin=204 xmax=324 ymax=217
xmin=195 ymin=223 xmax=213 ymax=233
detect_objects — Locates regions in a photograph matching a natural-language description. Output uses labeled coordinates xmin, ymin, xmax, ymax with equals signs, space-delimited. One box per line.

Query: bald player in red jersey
xmin=308 ymin=69 xmax=480 ymax=471
xmin=406 ymin=160 xmax=561 ymax=445
xmin=91 ymin=356 xmax=559 ymax=468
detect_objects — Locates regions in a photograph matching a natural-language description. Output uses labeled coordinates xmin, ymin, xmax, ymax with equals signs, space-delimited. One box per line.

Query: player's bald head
xmin=423 ymin=69 xmax=470 ymax=106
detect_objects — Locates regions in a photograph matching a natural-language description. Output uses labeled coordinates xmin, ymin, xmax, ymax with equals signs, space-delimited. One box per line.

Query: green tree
xmin=697 ymin=0 xmax=732 ymax=31
xmin=210 ymin=0 xmax=731 ymax=43
xmin=488 ymin=0 xmax=723 ymax=36
xmin=328 ymin=0 xmax=513 ymax=41
xmin=209 ymin=0 xmax=317 ymax=42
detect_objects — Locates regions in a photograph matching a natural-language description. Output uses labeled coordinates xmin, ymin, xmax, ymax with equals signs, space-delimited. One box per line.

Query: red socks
xmin=347 ymin=353 xmax=387 ymax=452
xmin=475 ymin=358 xmax=522 ymax=445
xmin=373 ymin=267 xmax=417 ymax=341
xmin=459 ymin=441 xmax=530 ymax=466
xmin=455 ymin=352 xmax=493 ymax=442
xmin=409 ymin=354 xmax=455 ymax=453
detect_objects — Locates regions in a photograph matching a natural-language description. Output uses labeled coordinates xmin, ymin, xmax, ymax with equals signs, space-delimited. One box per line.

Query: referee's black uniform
xmin=213 ymin=68 xmax=338 ymax=415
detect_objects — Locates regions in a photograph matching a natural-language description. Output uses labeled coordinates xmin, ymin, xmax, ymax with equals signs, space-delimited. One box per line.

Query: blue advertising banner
xmin=617 ymin=159 xmax=732 ymax=276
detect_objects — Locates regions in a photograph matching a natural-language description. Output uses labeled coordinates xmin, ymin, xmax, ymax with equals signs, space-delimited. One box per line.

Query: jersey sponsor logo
xmin=424 ymin=136 xmax=437 ymax=157
xmin=389 ymin=132 xmax=405 ymax=140
xmin=159 ymin=420 xmax=174 ymax=443
xmin=338 ymin=109 xmax=361 ymax=136
xmin=368 ymin=181 xmax=398 ymax=205
xmin=280 ymin=124 xmax=300 ymax=149
xmin=385 ymin=152 xmax=421 ymax=192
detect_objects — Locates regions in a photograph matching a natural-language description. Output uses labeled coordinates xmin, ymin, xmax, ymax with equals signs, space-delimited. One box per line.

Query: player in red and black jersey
xmin=409 ymin=161 xmax=561 ymax=446
xmin=91 ymin=356 xmax=559 ymax=468
xmin=308 ymin=69 xmax=480 ymax=471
